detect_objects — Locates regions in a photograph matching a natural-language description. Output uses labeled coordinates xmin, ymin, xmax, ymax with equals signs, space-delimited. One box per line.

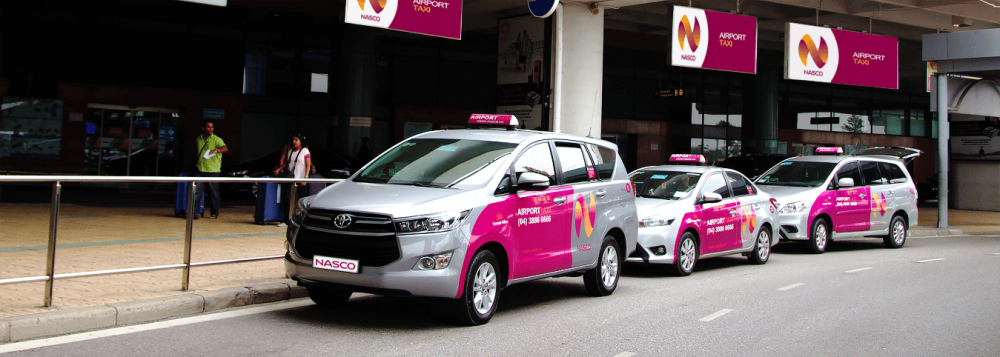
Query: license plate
xmin=312 ymin=255 xmax=360 ymax=274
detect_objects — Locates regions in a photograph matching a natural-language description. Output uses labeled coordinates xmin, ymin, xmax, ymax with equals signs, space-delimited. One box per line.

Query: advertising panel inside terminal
xmin=671 ymin=6 xmax=758 ymax=74
xmin=345 ymin=0 xmax=463 ymax=40
xmin=784 ymin=22 xmax=898 ymax=90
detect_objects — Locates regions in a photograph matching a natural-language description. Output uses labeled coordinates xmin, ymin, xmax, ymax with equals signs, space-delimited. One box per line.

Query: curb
xmin=0 ymin=279 xmax=307 ymax=344
xmin=910 ymin=228 xmax=965 ymax=237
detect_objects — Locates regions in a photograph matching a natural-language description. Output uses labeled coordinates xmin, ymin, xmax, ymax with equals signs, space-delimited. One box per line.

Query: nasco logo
xmin=677 ymin=15 xmax=701 ymax=53
xmin=871 ymin=192 xmax=887 ymax=218
xmin=798 ymin=34 xmax=828 ymax=76
xmin=573 ymin=193 xmax=597 ymax=238
xmin=357 ymin=0 xmax=387 ymax=13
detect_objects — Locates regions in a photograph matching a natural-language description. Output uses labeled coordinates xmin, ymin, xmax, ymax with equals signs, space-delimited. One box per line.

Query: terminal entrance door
xmin=83 ymin=105 xmax=181 ymax=177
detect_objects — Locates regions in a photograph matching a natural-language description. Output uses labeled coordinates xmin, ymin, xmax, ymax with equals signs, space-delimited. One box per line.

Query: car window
xmin=588 ymin=144 xmax=616 ymax=180
xmin=860 ymin=160 xmax=885 ymax=186
xmin=556 ymin=142 xmax=592 ymax=185
xmin=757 ymin=161 xmax=837 ymax=187
xmin=356 ymin=138 xmax=516 ymax=189
xmin=835 ymin=161 xmax=863 ymax=188
xmin=513 ymin=142 xmax=556 ymax=186
xmin=629 ymin=170 xmax=702 ymax=200
xmin=726 ymin=171 xmax=752 ymax=196
xmin=700 ymin=173 xmax=732 ymax=199
xmin=878 ymin=162 xmax=908 ymax=183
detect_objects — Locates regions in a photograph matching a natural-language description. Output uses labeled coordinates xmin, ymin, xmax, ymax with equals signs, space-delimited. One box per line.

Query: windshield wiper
xmin=395 ymin=181 xmax=447 ymax=188
xmin=637 ymin=194 xmax=675 ymax=200
xmin=353 ymin=177 xmax=384 ymax=183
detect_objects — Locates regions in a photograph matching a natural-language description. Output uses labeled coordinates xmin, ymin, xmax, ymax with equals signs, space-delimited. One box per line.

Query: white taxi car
xmin=625 ymin=155 xmax=779 ymax=276
xmin=755 ymin=147 xmax=920 ymax=254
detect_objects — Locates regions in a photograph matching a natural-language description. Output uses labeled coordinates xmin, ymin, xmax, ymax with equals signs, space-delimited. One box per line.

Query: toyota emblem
xmin=333 ymin=214 xmax=352 ymax=229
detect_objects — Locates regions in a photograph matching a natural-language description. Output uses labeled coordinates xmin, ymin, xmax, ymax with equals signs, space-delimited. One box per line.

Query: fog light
xmin=651 ymin=246 xmax=667 ymax=255
xmin=417 ymin=257 xmax=436 ymax=270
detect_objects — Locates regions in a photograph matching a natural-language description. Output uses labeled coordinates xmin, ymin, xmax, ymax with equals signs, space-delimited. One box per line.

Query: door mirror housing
xmin=838 ymin=177 xmax=855 ymax=188
xmin=517 ymin=172 xmax=550 ymax=191
xmin=701 ymin=192 xmax=723 ymax=204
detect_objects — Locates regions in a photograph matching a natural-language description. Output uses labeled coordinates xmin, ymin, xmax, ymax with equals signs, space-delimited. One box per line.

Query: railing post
xmin=44 ymin=181 xmax=62 ymax=307
xmin=182 ymin=181 xmax=196 ymax=290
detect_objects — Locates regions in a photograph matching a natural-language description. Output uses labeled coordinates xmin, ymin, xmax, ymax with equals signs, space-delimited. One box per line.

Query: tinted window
xmin=879 ymin=162 xmax=908 ymax=183
xmin=514 ymin=143 xmax=556 ymax=186
xmin=588 ymin=144 xmax=617 ymax=180
xmin=700 ymin=173 xmax=732 ymax=199
xmin=629 ymin=170 xmax=702 ymax=200
xmin=556 ymin=143 xmax=592 ymax=185
xmin=726 ymin=172 xmax=752 ymax=196
xmin=860 ymin=161 xmax=885 ymax=186
xmin=835 ymin=161 xmax=863 ymax=188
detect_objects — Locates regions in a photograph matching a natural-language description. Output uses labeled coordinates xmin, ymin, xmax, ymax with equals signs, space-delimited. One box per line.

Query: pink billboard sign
xmin=815 ymin=147 xmax=844 ymax=154
xmin=345 ymin=0 xmax=463 ymax=40
xmin=786 ymin=23 xmax=898 ymax=89
xmin=469 ymin=114 xmax=518 ymax=126
xmin=670 ymin=154 xmax=707 ymax=163
xmin=672 ymin=6 xmax=758 ymax=74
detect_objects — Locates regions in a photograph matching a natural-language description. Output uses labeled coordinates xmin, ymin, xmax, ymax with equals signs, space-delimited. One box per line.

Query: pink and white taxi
xmin=625 ymin=155 xmax=779 ymax=276
xmin=285 ymin=114 xmax=637 ymax=325
xmin=755 ymin=147 xmax=921 ymax=254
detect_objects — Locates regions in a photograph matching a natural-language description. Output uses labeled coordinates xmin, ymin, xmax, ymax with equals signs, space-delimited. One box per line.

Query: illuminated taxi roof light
xmin=469 ymin=114 xmax=518 ymax=130
xmin=815 ymin=147 xmax=844 ymax=155
xmin=669 ymin=154 xmax=707 ymax=165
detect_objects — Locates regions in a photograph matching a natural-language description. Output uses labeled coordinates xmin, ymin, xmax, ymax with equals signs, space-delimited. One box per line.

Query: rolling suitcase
xmin=254 ymin=176 xmax=284 ymax=224
xmin=175 ymin=172 xmax=205 ymax=218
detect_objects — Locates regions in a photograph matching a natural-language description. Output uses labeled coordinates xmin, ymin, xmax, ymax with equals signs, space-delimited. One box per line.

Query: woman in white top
xmin=274 ymin=134 xmax=313 ymax=225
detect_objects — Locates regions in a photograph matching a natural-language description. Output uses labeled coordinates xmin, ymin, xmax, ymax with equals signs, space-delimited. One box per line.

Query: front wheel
xmin=670 ymin=232 xmax=698 ymax=276
xmin=584 ymin=235 xmax=621 ymax=296
xmin=884 ymin=215 xmax=907 ymax=248
xmin=748 ymin=227 xmax=772 ymax=264
xmin=454 ymin=250 xmax=500 ymax=326
xmin=809 ymin=218 xmax=829 ymax=254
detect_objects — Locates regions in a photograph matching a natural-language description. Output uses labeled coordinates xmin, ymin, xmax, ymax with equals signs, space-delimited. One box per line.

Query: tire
xmin=583 ymin=235 xmax=621 ymax=296
xmin=884 ymin=215 xmax=907 ymax=248
xmin=808 ymin=218 xmax=830 ymax=254
xmin=454 ymin=250 xmax=500 ymax=326
xmin=748 ymin=227 xmax=772 ymax=264
xmin=670 ymin=232 xmax=698 ymax=276
xmin=306 ymin=286 xmax=352 ymax=308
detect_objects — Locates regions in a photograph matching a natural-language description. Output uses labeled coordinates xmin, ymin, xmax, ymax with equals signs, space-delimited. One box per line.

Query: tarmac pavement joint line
xmin=699 ymin=309 xmax=734 ymax=322
xmin=777 ymin=283 xmax=804 ymax=291
xmin=916 ymin=258 xmax=946 ymax=263
xmin=844 ymin=267 xmax=873 ymax=274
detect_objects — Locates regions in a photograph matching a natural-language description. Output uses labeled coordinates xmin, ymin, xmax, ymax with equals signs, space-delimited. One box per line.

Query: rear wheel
xmin=884 ymin=215 xmax=907 ymax=248
xmin=584 ymin=235 xmax=621 ymax=296
xmin=748 ymin=227 xmax=771 ymax=264
xmin=306 ymin=286 xmax=352 ymax=308
xmin=808 ymin=218 xmax=829 ymax=254
xmin=454 ymin=250 xmax=500 ymax=326
xmin=670 ymin=232 xmax=698 ymax=276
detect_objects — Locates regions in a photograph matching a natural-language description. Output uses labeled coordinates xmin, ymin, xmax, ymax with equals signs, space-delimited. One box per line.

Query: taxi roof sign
xmin=670 ymin=154 xmax=707 ymax=164
xmin=469 ymin=114 xmax=518 ymax=130
xmin=815 ymin=147 xmax=844 ymax=155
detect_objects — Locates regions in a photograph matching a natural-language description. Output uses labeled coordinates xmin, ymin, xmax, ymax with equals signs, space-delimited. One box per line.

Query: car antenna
xmin=587 ymin=90 xmax=599 ymax=138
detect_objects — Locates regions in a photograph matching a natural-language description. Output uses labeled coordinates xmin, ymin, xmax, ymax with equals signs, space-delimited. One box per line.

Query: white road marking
xmin=612 ymin=353 xmax=636 ymax=357
xmin=0 ymin=299 xmax=314 ymax=354
xmin=845 ymin=267 xmax=873 ymax=274
xmin=917 ymin=258 xmax=946 ymax=263
xmin=700 ymin=309 xmax=734 ymax=322
xmin=777 ymin=283 xmax=804 ymax=291
xmin=992 ymin=253 xmax=1000 ymax=255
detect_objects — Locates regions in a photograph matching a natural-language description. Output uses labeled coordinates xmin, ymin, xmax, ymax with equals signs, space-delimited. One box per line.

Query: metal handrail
xmin=0 ymin=175 xmax=344 ymax=307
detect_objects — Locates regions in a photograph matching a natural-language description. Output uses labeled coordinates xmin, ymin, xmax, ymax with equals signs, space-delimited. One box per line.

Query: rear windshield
xmin=629 ymin=170 xmax=702 ymax=200
xmin=356 ymin=139 xmax=517 ymax=190
xmin=756 ymin=161 xmax=837 ymax=187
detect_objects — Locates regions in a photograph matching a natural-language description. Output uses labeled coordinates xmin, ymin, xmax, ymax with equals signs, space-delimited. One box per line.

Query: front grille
xmin=294 ymin=210 xmax=400 ymax=267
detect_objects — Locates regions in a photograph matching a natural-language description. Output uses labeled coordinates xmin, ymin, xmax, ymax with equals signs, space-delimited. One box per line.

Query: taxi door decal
xmin=573 ymin=192 xmax=597 ymax=238
xmin=740 ymin=203 xmax=757 ymax=243
xmin=511 ymin=187 xmax=574 ymax=279
xmin=835 ymin=187 xmax=872 ymax=232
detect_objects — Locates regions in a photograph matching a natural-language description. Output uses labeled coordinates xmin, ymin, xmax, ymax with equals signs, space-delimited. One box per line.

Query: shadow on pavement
xmin=771 ymin=239 xmax=891 ymax=255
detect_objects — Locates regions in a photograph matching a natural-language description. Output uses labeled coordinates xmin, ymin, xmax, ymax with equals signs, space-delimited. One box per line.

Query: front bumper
xmin=777 ymin=211 xmax=810 ymax=241
xmin=624 ymin=225 xmax=679 ymax=265
xmin=284 ymin=221 xmax=468 ymax=299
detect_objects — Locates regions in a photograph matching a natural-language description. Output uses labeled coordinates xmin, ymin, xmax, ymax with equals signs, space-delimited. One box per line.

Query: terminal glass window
xmin=910 ymin=109 xmax=926 ymax=137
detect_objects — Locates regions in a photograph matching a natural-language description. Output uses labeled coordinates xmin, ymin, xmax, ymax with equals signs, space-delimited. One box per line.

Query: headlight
xmin=395 ymin=210 xmax=472 ymax=234
xmin=291 ymin=196 xmax=313 ymax=225
xmin=778 ymin=201 xmax=809 ymax=214
xmin=639 ymin=216 xmax=674 ymax=228
xmin=413 ymin=251 xmax=453 ymax=270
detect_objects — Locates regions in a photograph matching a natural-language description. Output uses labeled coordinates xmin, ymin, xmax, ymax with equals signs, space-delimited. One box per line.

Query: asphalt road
xmin=4 ymin=235 xmax=1000 ymax=356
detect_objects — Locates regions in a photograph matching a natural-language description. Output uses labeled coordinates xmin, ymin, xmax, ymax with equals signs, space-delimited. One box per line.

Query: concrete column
xmin=937 ymin=73 xmax=949 ymax=228
xmin=553 ymin=3 xmax=604 ymax=138
xmin=754 ymin=70 xmax=779 ymax=154
xmin=334 ymin=26 xmax=377 ymax=155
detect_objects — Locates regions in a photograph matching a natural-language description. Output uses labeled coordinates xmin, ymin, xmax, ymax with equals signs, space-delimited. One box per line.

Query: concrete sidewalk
xmin=1 ymin=201 xmax=998 ymax=343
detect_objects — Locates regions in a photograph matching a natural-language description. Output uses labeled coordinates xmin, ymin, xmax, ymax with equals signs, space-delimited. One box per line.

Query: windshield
xmin=356 ymin=138 xmax=517 ymax=190
xmin=756 ymin=161 xmax=837 ymax=187
xmin=629 ymin=170 xmax=702 ymax=200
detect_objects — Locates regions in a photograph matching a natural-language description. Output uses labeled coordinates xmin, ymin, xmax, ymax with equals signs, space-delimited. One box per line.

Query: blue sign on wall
xmin=528 ymin=0 xmax=559 ymax=18
xmin=203 ymin=109 xmax=225 ymax=119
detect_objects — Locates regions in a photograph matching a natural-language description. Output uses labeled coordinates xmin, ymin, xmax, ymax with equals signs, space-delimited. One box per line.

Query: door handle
xmin=887 ymin=190 xmax=894 ymax=197
xmin=595 ymin=190 xmax=606 ymax=198
xmin=553 ymin=196 xmax=566 ymax=205
xmin=729 ymin=209 xmax=737 ymax=216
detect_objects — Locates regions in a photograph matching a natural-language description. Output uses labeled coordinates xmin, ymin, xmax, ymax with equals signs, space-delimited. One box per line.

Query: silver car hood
xmin=310 ymin=180 xmax=479 ymax=219
xmin=635 ymin=197 xmax=692 ymax=219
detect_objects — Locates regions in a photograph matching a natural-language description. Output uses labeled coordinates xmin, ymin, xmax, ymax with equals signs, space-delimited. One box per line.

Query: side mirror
xmin=517 ymin=172 xmax=550 ymax=191
xmin=701 ymin=192 xmax=723 ymax=204
xmin=838 ymin=177 xmax=855 ymax=188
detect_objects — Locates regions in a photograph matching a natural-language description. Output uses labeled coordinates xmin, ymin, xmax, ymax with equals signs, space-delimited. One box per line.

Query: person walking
xmin=194 ymin=120 xmax=227 ymax=219
xmin=274 ymin=134 xmax=312 ymax=227
xmin=356 ymin=136 xmax=372 ymax=166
